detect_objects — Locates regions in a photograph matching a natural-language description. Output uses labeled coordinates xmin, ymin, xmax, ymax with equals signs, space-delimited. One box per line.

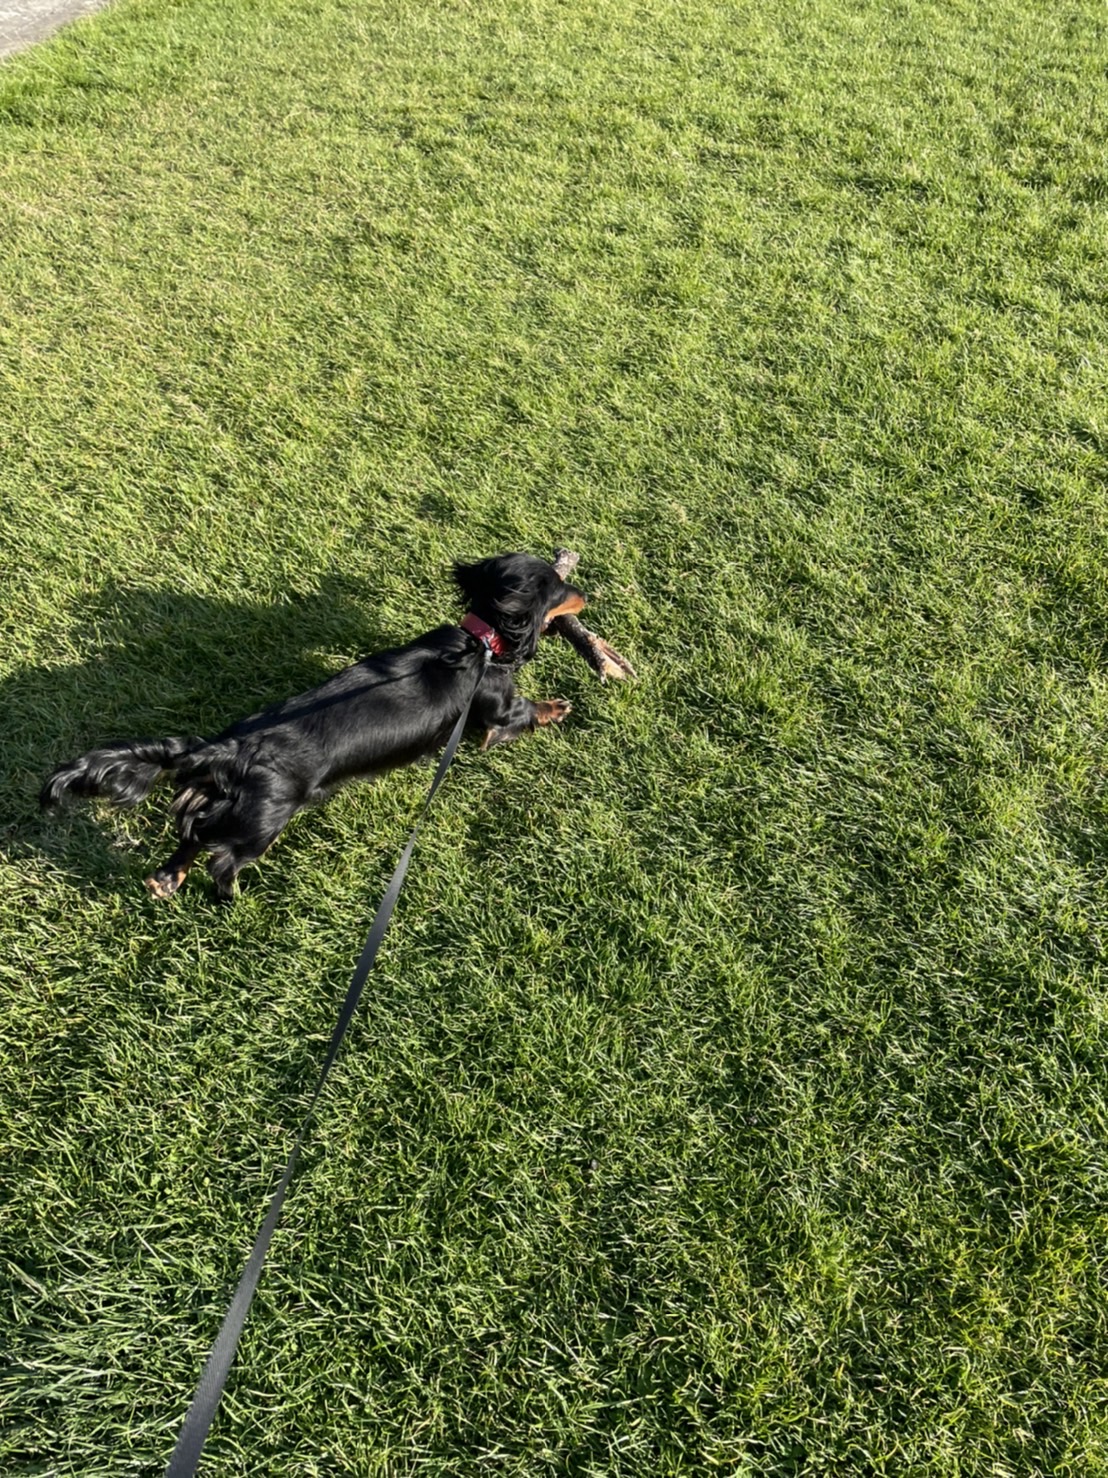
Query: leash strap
xmin=165 ymin=657 xmax=488 ymax=1478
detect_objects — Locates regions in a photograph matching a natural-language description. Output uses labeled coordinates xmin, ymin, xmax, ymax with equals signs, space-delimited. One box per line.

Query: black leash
xmin=164 ymin=656 xmax=488 ymax=1478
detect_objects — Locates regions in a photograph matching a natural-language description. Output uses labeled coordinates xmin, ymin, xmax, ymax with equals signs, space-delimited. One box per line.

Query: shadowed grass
xmin=3 ymin=0 xmax=1108 ymax=1472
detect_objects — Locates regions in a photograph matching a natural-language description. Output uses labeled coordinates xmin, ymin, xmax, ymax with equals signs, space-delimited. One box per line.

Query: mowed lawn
xmin=3 ymin=0 xmax=1108 ymax=1471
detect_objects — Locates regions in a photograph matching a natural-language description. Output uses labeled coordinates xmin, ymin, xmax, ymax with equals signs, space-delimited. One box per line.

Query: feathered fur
xmin=40 ymin=553 xmax=585 ymax=900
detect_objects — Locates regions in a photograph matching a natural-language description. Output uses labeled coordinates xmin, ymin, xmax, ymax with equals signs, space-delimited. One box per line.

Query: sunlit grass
xmin=3 ymin=0 xmax=1108 ymax=1472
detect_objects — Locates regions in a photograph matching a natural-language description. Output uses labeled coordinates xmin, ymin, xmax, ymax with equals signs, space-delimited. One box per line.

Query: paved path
xmin=0 ymin=0 xmax=111 ymax=59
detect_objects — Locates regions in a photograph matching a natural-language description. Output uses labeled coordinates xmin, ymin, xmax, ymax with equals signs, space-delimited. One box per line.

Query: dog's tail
xmin=40 ymin=736 xmax=204 ymax=810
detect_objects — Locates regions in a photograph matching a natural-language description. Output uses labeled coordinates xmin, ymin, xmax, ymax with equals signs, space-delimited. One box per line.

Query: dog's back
xmin=40 ymin=552 xmax=583 ymax=899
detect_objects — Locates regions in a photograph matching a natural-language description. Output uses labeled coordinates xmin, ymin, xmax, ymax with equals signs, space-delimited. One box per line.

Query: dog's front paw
xmin=535 ymin=698 xmax=572 ymax=725
xmin=145 ymin=870 xmax=182 ymax=900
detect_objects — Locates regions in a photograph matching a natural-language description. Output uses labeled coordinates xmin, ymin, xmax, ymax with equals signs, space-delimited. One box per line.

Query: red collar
xmin=460 ymin=611 xmax=507 ymax=658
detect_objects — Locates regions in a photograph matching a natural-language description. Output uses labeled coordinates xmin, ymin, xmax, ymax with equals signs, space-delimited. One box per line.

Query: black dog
xmin=41 ymin=553 xmax=585 ymax=899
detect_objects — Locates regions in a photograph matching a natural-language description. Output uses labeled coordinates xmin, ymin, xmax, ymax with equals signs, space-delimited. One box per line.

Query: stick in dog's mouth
xmin=547 ymin=548 xmax=637 ymax=683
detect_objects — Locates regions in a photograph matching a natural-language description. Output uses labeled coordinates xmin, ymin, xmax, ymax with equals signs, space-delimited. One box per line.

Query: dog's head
xmin=454 ymin=553 xmax=586 ymax=665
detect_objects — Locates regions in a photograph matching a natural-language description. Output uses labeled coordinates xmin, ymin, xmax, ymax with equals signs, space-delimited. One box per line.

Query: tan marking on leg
xmin=535 ymin=699 xmax=572 ymax=725
xmin=145 ymin=841 xmax=201 ymax=899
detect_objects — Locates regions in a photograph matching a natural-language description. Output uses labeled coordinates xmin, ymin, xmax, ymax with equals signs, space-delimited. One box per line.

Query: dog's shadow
xmin=4 ymin=575 xmax=395 ymax=895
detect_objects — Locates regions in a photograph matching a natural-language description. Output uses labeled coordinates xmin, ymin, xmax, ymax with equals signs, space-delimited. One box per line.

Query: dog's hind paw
xmin=535 ymin=698 xmax=572 ymax=725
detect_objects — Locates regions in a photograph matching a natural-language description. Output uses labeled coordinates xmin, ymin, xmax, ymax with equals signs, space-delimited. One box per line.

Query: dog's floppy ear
xmin=454 ymin=553 xmax=553 ymax=663
xmin=453 ymin=558 xmax=499 ymax=605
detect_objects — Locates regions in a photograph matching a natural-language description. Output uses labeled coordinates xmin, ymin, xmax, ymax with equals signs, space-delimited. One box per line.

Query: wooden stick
xmin=547 ymin=548 xmax=638 ymax=683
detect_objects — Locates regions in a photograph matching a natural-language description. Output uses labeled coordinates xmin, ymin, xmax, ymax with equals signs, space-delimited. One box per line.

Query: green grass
xmin=3 ymin=0 xmax=1108 ymax=1471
